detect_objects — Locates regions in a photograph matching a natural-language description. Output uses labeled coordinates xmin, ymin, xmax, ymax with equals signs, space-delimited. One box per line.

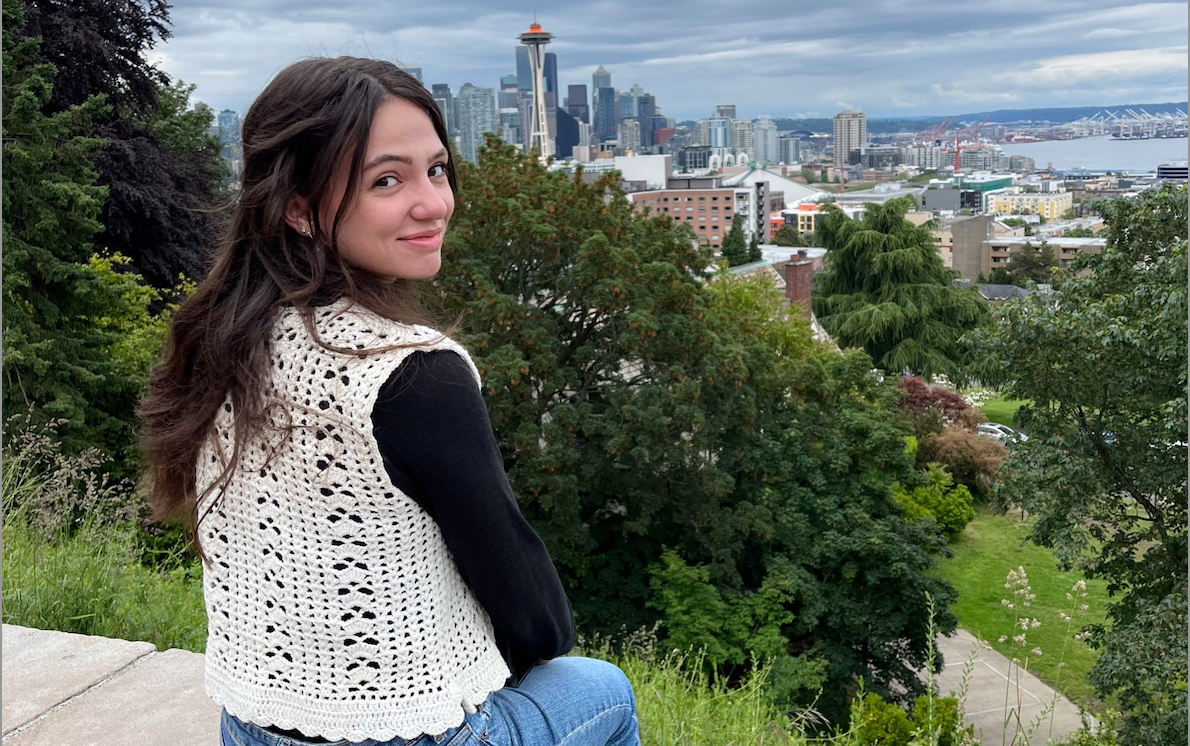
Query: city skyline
xmin=155 ymin=1 xmax=1187 ymax=121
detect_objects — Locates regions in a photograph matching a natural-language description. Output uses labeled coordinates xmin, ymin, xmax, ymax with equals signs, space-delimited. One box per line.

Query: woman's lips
xmin=398 ymin=230 xmax=442 ymax=250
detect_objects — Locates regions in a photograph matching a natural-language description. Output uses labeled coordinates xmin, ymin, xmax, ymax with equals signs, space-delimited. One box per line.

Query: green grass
xmin=980 ymin=397 xmax=1030 ymax=427
xmin=1 ymin=520 xmax=207 ymax=653
xmin=934 ymin=508 xmax=1109 ymax=713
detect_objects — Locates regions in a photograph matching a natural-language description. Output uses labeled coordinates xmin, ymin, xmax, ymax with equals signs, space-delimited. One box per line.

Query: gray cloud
xmin=156 ymin=0 xmax=1188 ymax=119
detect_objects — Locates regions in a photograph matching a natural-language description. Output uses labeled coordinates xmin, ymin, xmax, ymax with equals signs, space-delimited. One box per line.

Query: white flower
xmin=999 ymin=635 xmax=1008 ymax=643
xmin=1031 ymin=647 xmax=1043 ymax=656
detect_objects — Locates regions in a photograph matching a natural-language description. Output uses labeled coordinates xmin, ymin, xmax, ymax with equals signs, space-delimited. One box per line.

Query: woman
xmin=139 ymin=56 xmax=639 ymax=746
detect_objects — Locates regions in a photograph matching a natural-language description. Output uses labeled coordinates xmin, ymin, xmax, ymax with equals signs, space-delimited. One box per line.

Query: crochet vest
xmin=197 ymin=301 xmax=511 ymax=742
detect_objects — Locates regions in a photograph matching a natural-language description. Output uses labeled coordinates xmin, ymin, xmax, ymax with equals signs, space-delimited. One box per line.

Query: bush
xmin=852 ymin=690 xmax=974 ymax=746
xmin=898 ymin=376 xmax=970 ymax=421
xmin=894 ymin=464 xmax=976 ymax=541
xmin=919 ymin=426 xmax=1008 ymax=500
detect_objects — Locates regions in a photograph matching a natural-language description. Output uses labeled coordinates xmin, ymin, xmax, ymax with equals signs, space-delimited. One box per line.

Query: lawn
xmin=934 ymin=507 xmax=1110 ymax=713
xmin=980 ymin=396 xmax=1030 ymax=428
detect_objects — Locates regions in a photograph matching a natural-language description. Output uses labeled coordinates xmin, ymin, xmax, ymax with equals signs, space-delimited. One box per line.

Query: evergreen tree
xmin=2 ymin=0 xmax=141 ymax=456
xmin=721 ymin=217 xmax=747 ymax=266
xmin=772 ymin=224 xmax=806 ymax=247
xmin=812 ymin=198 xmax=991 ymax=383
xmin=1005 ymin=241 xmax=1058 ymax=287
xmin=747 ymin=231 xmax=762 ymax=263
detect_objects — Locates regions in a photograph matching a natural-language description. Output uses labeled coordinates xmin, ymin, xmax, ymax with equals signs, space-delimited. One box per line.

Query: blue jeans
xmin=220 ymin=656 xmax=640 ymax=746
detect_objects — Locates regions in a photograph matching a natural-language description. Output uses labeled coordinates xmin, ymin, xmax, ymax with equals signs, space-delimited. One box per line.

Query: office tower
xmin=430 ymin=83 xmax=455 ymax=138
xmin=544 ymin=52 xmax=558 ymax=95
xmin=518 ymin=21 xmax=555 ymax=158
xmin=592 ymin=65 xmax=611 ymax=91
xmin=457 ymin=83 xmax=497 ymax=164
xmin=618 ymin=90 xmax=637 ymax=121
xmin=753 ymin=116 xmax=778 ymax=165
xmin=715 ymin=104 xmax=736 ymax=119
xmin=515 ymin=46 xmax=532 ymax=92
xmin=833 ymin=109 xmax=867 ymax=167
xmin=567 ymin=84 xmax=589 ymax=124
xmin=555 ymin=108 xmax=580 ymax=159
xmin=497 ymin=75 xmax=520 ymax=109
xmin=593 ymin=85 xmax=616 ymax=143
xmin=217 ymin=109 xmax=240 ymax=144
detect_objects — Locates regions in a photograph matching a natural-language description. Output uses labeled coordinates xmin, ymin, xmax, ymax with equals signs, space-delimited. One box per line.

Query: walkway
xmin=2 ymin=624 xmax=1094 ymax=745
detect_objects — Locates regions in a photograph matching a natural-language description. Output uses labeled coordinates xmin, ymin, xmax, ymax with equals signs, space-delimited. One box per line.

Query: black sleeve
xmin=371 ymin=349 xmax=576 ymax=684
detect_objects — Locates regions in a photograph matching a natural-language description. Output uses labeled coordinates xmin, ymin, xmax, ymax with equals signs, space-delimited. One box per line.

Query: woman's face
xmin=320 ymin=97 xmax=455 ymax=281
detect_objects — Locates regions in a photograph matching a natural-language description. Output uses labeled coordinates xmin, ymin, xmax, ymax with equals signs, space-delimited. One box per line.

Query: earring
xmin=299 ymin=225 xmax=310 ymax=236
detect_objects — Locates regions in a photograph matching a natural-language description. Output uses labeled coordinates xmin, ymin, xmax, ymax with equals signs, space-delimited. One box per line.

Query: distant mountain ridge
xmin=771 ymin=101 xmax=1188 ymax=135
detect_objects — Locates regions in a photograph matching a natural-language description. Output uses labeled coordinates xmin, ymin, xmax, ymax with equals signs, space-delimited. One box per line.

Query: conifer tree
xmin=721 ymin=217 xmax=747 ymax=266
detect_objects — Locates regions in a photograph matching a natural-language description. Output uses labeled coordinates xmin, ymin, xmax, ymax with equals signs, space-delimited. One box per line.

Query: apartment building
xmin=629 ymin=186 xmax=736 ymax=249
xmin=949 ymin=214 xmax=1106 ymax=280
xmin=987 ymin=188 xmax=1074 ymax=220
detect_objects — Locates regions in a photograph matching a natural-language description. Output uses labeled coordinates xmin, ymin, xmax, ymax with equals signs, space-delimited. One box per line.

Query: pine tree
xmin=747 ymin=231 xmax=762 ymax=263
xmin=721 ymin=218 xmax=747 ymax=266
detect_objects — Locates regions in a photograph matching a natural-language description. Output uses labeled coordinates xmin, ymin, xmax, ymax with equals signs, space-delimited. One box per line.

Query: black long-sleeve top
xmin=370 ymin=350 xmax=575 ymax=685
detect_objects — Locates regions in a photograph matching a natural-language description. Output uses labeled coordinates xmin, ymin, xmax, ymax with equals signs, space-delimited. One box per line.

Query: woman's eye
xmin=429 ymin=164 xmax=448 ymax=178
xmin=375 ymin=175 xmax=399 ymax=188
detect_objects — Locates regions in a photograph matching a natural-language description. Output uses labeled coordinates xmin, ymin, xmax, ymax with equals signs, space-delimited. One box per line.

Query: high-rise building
xmin=555 ymin=108 xmax=581 ymax=159
xmin=777 ymin=135 xmax=802 ymax=165
xmin=618 ymin=90 xmax=637 ymax=120
xmin=456 ymin=83 xmax=497 ymax=164
xmin=715 ymin=104 xmax=736 ymax=119
xmin=833 ymin=110 xmax=867 ymax=167
xmin=592 ymin=65 xmax=611 ymax=91
xmin=430 ymin=83 xmax=455 ymax=138
xmin=593 ymin=85 xmax=616 ymax=143
xmin=544 ymin=52 xmax=558 ymax=95
xmin=619 ymin=118 xmax=641 ymax=152
xmin=399 ymin=65 xmax=424 ymax=85
xmin=518 ymin=21 xmax=555 ymax=159
xmin=497 ymin=75 xmax=520 ymax=109
xmin=567 ymin=84 xmax=589 ymax=124
xmin=730 ymin=119 xmax=753 ymax=153
xmin=753 ymin=116 xmax=778 ymax=165
xmin=705 ymin=117 xmax=730 ymax=149
xmin=515 ymin=46 xmax=532 ymax=92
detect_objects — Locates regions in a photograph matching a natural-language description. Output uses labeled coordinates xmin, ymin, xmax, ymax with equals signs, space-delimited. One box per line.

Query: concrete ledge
xmin=2 ymin=625 xmax=220 ymax=745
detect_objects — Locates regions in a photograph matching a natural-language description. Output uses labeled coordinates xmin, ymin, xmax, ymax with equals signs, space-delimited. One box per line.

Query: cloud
xmin=995 ymin=47 xmax=1189 ymax=89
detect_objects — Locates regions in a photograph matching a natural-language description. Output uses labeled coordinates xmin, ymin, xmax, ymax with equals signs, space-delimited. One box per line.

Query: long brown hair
xmin=138 ymin=57 xmax=457 ymax=541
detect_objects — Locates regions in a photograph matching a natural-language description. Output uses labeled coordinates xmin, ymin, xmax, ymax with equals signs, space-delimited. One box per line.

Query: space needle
xmin=518 ymin=21 xmax=554 ymax=159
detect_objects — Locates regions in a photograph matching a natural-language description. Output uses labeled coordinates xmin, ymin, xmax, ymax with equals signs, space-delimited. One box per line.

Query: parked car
xmin=977 ymin=422 xmax=1027 ymax=445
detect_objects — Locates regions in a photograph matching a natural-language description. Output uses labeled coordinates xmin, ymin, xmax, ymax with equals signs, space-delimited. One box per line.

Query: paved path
xmin=934 ymin=629 xmax=1095 ymax=745
xmin=2 ymin=624 xmax=1094 ymax=745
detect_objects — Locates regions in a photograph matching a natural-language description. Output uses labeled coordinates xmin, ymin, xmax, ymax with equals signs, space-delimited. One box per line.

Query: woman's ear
xmin=284 ymin=195 xmax=313 ymax=237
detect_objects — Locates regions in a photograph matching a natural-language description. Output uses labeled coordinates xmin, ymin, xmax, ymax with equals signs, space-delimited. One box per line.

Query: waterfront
xmin=997 ymin=134 xmax=1187 ymax=173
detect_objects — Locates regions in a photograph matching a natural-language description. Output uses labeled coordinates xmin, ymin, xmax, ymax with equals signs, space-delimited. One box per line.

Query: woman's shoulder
xmin=275 ymin=300 xmax=447 ymax=350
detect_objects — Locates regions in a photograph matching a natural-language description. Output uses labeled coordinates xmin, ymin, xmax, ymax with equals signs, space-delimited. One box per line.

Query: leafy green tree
xmin=772 ymin=223 xmax=807 ymax=248
xmin=1005 ymin=241 xmax=1058 ymax=286
xmin=812 ymin=197 xmax=991 ymax=383
xmin=974 ymin=185 xmax=1188 ymax=746
xmin=893 ymin=463 xmax=975 ymax=541
xmin=2 ymin=0 xmax=140 ymax=459
xmin=987 ymin=267 xmax=1011 ymax=284
xmin=721 ymin=217 xmax=747 ymax=266
xmin=442 ymin=138 xmax=958 ymax=725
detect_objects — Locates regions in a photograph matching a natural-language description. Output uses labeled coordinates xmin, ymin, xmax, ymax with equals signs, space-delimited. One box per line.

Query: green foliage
xmin=812 ymin=198 xmax=991 ymax=383
xmin=852 ymin=692 xmax=914 ymax=745
xmin=893 ymin=464 xmax=975 ymax=541
xmin=722 ymin=217 xmax=748 ymax=266
xmin=973 ymin=184 xmax=1188 ymax=744
xmin=442 ymin=137 xmax=959 ymax=727
xmin=748 ymin=231 xmax=763 ymax=263
xmin=772 ymin=224 xmax=807 ymax=248
xmin=2 ymin=0 xmax=141 ymax=459
xmin=1005 ymin=242 xmax=1059 ymax=287
xmin=851 ymin=691 xmax=971 ymax=746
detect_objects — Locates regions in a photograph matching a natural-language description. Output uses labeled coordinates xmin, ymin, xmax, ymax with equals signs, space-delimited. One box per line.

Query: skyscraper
xmin=544 ymin=52 xmax=558 ymax=95
xmin=515 ymin=46 xmax=532 ymax=92
xmin=399 ymin=65 xmax=424 ymax=85
xmin=833 ymin=110 xmax=867 ymax=168
xmin=592 ymin=65 xmax=611 ymax=91
xmin=518 ymin=21 xmax=555 ymax=159
xmin=715 ymin=104 xmax=736 ymax=119
xmin=431 ymin=83 xmax=455 ymax=138
xmin=753 ymin=116 xmax=778 ymax=165
xmin=567 ymin=84 xmax=589 ymax=124
xmin=593 ymin=85 xmax=616 ymax=143
xmin=456 ymin=83 xmax=497 ymax=164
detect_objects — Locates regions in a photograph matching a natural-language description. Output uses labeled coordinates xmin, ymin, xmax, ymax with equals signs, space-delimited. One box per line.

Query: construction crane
xmin=918 ymin=115 xmax=957 ymax=144
xmin=955 ymin=114 xmax=992 ymax=142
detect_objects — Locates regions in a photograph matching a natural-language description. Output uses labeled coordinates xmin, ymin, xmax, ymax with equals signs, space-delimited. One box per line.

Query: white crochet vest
xmin=197 ymin=301 xmax=511 ymax=742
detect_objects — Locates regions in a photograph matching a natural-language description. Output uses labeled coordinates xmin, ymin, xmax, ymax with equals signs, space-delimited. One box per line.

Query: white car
xmin=977 ymin=422 xmax=1028 ymax=445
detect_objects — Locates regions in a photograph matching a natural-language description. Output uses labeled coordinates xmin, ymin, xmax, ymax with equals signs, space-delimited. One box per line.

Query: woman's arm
xmin=371 ymin=349 xmax=575 ymax=683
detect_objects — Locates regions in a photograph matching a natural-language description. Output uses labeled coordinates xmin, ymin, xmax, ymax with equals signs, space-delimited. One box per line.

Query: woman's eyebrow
xmin=364 ymin=149 xmax=448 ymax=171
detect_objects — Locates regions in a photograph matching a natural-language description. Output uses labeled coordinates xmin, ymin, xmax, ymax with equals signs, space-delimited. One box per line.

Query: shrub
xmin=893 ymin=464 xmax=976 ymax=541
xmin=919 ymin=426 xmax=1008 ymax=499
xmin=898 ymin=376 xmax=970 ymax=421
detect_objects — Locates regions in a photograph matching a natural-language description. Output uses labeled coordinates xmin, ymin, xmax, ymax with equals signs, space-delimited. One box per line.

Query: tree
xmin=1 ymin=0 xmax=143 ymax=459
xmin=812 ymin=197 xmax=991 ymax=383
xmin=440 ymin=137 xmax=958 ymax=726
xmin=1004 ymin=241 xmax=1058 ymax=287
xmin=974 ymin=185 xmax=1188 ymax=745
xmin=721 ymin=217 xmax=748 ymax=266
xmin=746 ymin=231 xmax=762 ymax=263
xmin=772 ymin=223 xmax=807 ymax=248
xmin=15 ymin=0 xmax=224 ymax=289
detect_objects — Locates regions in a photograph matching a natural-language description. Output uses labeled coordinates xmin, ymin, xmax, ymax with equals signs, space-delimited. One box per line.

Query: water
xmin=997 ymin=134 xmax=1187 ymax=173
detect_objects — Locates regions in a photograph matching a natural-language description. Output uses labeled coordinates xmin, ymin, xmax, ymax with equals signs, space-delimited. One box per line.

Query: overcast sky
xmin=154 ymin=0 xmax=1188 ymax=122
